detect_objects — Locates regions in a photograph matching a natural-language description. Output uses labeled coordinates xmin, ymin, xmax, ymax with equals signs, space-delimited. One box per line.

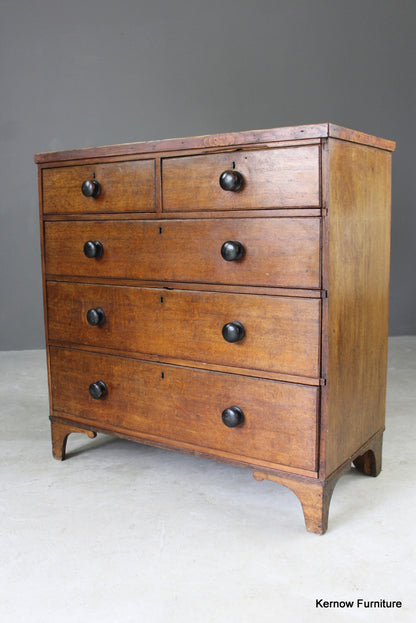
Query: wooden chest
xmin=35 ymin=124 xmax=395 ymax=534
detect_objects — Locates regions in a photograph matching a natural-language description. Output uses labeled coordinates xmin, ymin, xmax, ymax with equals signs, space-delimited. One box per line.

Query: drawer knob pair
xmin=83 ymin=238 xmax=243 ymax=263
xmin=88 ymin=379 xmax=244 ymax=428
xmin=81 ymin=180 xmax=101 ymax=198
xmin=219 ymin=170 xmax=243 ymax=192
xmin=84 ymin=305 xmax=244 ymax=341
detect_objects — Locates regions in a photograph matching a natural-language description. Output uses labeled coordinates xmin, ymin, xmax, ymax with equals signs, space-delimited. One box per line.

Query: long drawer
xmin=162 ymin=145 xmax=320 ymax=211
xmin=43 ymin=217 xmax=321 ymax=289
xmin=49 ymin=347 xmax=318 ymax=471
xmin=42 ymin=160 xmax=156 ymax=214
xmin=47 ymin=282 xmax=321 ymax=378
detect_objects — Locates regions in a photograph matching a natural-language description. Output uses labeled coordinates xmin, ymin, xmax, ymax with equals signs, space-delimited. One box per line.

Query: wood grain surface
xmin=49 ymin=346 xmax=318 ymax=471
xmin=36 ymin=123 xmax=394 ymax=533
xmin=322 ymin=139 xmax=392 ymax=475
xmin=42 ymin=159 xmax=156 ymax=214
xmin=43 ymin=217 xmax=321 ymax=288
xmin=34 ymin=123 xmax=395 ymax=164
xmin=47 ymin=281 xmax=321 ymax=378
xmin=162 ymin=146 xmax=320 ymax=211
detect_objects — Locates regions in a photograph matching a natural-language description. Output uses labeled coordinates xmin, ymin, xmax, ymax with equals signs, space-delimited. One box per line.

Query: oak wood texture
xmin=36 ymin=123 xmax=394 ymax=534
xmin=353 ymin=433 xmax=382 ymax=477
xmin=162 ymin=146 xmax=320 ymax=211
xmin=47 ymin=281 xmax=321 ymax=378
xmin=49 ymin=347 xmax=319 ymax=472
xmin=43 ymin=217 xmax=321 ymax=288
xmin=321 ymin=139 xmax=392 ymax=476
xmin=43 ymin=207 xmax=323 ymax=220
xmin=50 ymin=413 xmax=318 ymax=478
xmin=44 ymin=277 xmax=323 ymax=300
xmin=254 ymin=429 xmax=384 ymax=533
xmin=42 ymin=160 xmax=156 ymax=214
xmin=253 ymin=462 xmax=349 ymax=535
xmin=51 ymin=420 xmax=97 ymax=460
xmin=34 ymin=123 xmax=395 ymax=164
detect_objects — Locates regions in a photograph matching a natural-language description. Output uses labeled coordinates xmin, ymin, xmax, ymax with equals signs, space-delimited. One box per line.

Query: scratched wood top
xmin=34 ymin=123 xmax=395 ymax=163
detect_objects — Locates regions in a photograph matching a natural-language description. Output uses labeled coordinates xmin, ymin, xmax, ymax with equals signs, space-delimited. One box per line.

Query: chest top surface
xmin=34 ymin=123 xmax=395 ymax=163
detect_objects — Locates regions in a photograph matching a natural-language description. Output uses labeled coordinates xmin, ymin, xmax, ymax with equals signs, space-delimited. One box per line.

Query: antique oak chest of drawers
xmin=35 ymin=124 xmax=395 ymax=534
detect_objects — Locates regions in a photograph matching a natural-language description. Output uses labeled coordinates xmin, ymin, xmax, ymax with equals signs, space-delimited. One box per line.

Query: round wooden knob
xmin=222 ymin=406 xmax=244 ymax=428
xmin=219 ymin=170 xmax=243 ymax=191
xmin=81 ymin=180 xmax=101 ymax=198
xmin=89 ymin=380 xmax=107 ymax=400
xmin=221 ymin=241 xmax=244 ymax=261
xmin=83 ymin=240 xmax=103 ymax=258
xmin=222 ymin=321 xmax=245 ymax=343
xmin=86 ymin=308 xmax=106 ymax=326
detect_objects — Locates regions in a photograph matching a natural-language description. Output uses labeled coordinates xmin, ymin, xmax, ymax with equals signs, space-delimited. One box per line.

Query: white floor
xmin=0 ymin=337 xmax=415 ymax=622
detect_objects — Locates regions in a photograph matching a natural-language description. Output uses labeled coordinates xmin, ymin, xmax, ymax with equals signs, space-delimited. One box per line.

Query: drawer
xmin=42 ymin=160 xmax=156 ymax=214
xmin=44 ymin=217 xmax=321 ymax=289
xmin=49 ymin=347 xmax=318 ymax=471
xmin=162 ymin=146 xmax=320 ymax=211
xmin=47 ymin=282 xmax=321 ymax=378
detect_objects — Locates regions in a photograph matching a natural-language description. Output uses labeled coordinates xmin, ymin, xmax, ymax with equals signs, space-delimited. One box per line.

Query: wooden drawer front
xmin=50 ymin=347 xmax=318 ymax=471
xmin=42 ymin=160 xmax=156 ymax=214
xmin=162 ymin=146 xmax=320 ymax=211
xmin=44 ymin=217 xmax=320 ymax=289
xmin=47 ymin=282 xmax=320 ymax=378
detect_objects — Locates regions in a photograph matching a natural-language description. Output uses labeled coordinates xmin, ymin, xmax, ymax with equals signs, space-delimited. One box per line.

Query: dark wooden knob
xmin=89 ymin=380 xmax=107 ymax=400
xmin=219 ymin=170 xmax=243 ymax=191
xmin=83 ymin=240 xmax=103 ymax=258
xmin=81 ymin=180 xmax=101 ymax=198
xmin=221 ymin=240 xmax=244 ymax=261
xmin=222 ymin=321 xmax=245 ymax=343
xmin=222 ymin=406 xmax=244 ymax=428
xmin=86 ymin=308 xmax=106 ymax=326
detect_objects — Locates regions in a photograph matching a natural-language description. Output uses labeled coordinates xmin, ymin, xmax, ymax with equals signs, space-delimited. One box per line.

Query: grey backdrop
xmin=1 ymin=0 xmax=415 ymax=350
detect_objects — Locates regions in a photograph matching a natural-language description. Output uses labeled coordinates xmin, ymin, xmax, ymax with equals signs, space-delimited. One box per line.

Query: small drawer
xmin=49 ymin=347 xmax=318 ymax=472
xmin=44 ymin=217 xmax=321 ymax=289
xmin=162 ymin=145 xmax=320 ymax=212
xmin=42 ymin=160 xmax=156 ymax=214
xmin=47 ymin=282 xmax=321 ymax=378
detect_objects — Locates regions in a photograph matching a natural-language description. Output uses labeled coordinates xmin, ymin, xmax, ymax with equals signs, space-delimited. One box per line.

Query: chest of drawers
xmin=35 ymin=123 xmax=395 ymax=534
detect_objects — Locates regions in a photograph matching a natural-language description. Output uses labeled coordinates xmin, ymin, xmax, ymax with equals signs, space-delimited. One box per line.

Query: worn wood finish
xmin=44 ymin=217 xmax=321 ymax=288
xmin=327 ymin=124 xmax=396 ymax=151
xmin=47 ymin=343 xmax=323 ymax=386
xmin=47 ymin=281 xmax=321 ymax=378
xmin=50 ymin=413 xmax=319 ymax=477
xmin=353 ymin=433 xmax=383 ymax=477
xmin=44 ymin=276 xmax=324 ymax=300
xmin=34 ymin=123 xmax=395 ymax=164
xmin=36 ymin=123 xmax=394 ymax=534
xmin=51 ymin=420 xmax=97 ymax=460
xmin=323 ymin=139 xmax=392 ymax=476
xmin=42 ymin=160 xmax=156 ymax=214
xmin=49 ymin=347 xmax=319 ymax=471
xmin=253 ymin=462 xmax=349 ymax=534
xmin=37 ymin=167 xmax=54 ymax=413
xmin=254 ymin=429 xmax=385 ymax=533
xmin=162 ymin=146 xmax=320 ymax=211
xmin=43 ymin=207 xmax=324 ymax=221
